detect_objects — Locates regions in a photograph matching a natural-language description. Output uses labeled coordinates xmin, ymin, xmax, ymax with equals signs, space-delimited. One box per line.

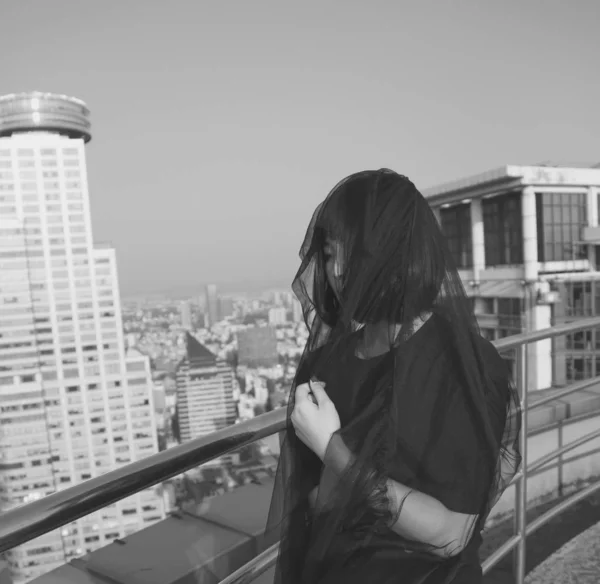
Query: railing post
xmin=513 ymin=342 xmax=529 ymax=583
xmin=558 ymin=420 xmax=564 ymax=498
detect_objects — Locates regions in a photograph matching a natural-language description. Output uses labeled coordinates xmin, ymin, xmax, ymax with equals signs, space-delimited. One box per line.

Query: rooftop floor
xmin=525 ymin=520 xmax=600 ymax=584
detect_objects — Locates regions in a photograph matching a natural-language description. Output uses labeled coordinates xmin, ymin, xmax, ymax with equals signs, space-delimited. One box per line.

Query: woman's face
xmin=323 ymin=237 xmax=344 ymax=300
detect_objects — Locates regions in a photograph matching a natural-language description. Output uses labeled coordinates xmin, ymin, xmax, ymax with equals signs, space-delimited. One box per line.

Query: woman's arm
xmin=323 ymin=433 xmax=476 ymax=557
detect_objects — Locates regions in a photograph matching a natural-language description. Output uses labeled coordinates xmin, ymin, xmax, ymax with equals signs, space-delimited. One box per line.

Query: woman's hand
xmin=291 ymin=380 xmax=341 ymax=461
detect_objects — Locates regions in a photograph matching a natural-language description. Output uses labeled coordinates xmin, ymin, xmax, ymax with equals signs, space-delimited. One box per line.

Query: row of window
xmin=0 ymin=147 xmax=79 ymax=157
xmin=566 ymin=355 xmax=600 ymax=382
xmin=439 ymin=191 xmax=591 ymax=268
xmin=0 ymin=192 xmax=83 ymax=204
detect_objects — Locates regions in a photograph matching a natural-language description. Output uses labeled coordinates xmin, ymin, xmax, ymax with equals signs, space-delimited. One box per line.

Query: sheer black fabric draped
xmin=261 ymin=169 xmax=522 ymax=584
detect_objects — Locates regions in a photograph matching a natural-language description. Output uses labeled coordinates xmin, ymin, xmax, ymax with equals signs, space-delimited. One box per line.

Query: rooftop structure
xmin=0 ymin=92 xmax=91 ymax=143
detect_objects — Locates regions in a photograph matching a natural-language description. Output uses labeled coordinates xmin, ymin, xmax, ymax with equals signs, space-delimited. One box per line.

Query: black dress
xmin=294 ymin=315 xmax=510 ymax=583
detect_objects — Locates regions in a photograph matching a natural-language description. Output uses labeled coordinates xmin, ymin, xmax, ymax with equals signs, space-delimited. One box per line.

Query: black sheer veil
xmin=261 ymin=169 xmax=522 ymax=583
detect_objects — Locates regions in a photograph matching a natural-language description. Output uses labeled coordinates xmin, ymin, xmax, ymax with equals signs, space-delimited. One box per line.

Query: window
xmin=497 ymin=298 xmax=522 ymax=330
xmin=565 ymin=281 xmax=592 ymax=316
xmin=566 ymin=355 xmax=594 ymax=382
xmin=566 ymin=330 xmax=593 ymax=350
xmin=440 ymin=203 xmax=472 ymax=268
xmin=536 ymin=192 xmax=587 ymax=262
xmin=595 ymin=282 xmax=600 ymax=316
xmin=474 ymin=297 xmax=494 ymax=315
xmin=126 ymin=361 xmax=145 ymax=372
xmin=483 ymin=193 xmax=523 ymax=266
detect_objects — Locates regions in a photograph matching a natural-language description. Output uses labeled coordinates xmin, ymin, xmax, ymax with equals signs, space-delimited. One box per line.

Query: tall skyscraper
xmin=179 ymin=299 xmax=192 ymax=330
xmin=0 ymin=92 xmax=165 ymax=583
xmin=205 ymin=283 xmax=219 ymax=328
xmin=175 ymin=333 xmax=237 ymax=466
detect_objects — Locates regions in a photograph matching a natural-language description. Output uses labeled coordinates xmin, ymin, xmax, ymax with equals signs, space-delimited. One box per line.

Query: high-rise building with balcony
xmin=175 ymin=333 xmax=237 ymax=466
xmin=426 ymin=163 xmax=600 ymax=391
xmin=0 ymin=92 xmax=165 ymax=583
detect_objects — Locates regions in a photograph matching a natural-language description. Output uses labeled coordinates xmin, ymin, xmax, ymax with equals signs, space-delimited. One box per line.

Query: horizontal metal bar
xmin=479 ymin=478 xmax=600 ymax=575
xmin=526 ymin=478 xmax=600 ymax=536
xmin=481 ymin=534 xmax=523 ymax=575
xmin=507 ymin=426 xmax=600 ymax=488
xmin=231 ymin=480 xmax=600 ymax=584
xmin=508 ymin=470 xmax=524 ymax=489
xmin=0 ymin=408 xmax=287 ymax=553
xmin=493 ymin=316 xmax=600 ymax=352
xmin=529 ymin=376 xmax=600 ymax=411
xmin=219 ymin=543 xmax=279 ymax=584
xmin=527 ymin=428 xmax=600 ymax=475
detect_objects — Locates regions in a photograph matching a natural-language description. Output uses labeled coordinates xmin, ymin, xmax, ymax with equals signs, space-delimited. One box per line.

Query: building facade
xmin=0 ymin=92 xmax=165 ymax=583
xmin=426 ymin=164 xmax=600 ymax=391
xmin=179 ymin=300 xmax=192 ymax=330
xmin=268 ymin=307 xmax=287 ymax=326
xmin=176 ymin=333 xmax=237 ymax=466
xmin=175 ymin=333 xmax=237 ymax=466
xmin=204 ymin=284 xmax=220 ymax=329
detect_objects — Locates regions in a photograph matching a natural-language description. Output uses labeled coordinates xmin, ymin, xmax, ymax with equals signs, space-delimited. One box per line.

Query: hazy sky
xmin=1 ymin=1 xmax=599 ymax=297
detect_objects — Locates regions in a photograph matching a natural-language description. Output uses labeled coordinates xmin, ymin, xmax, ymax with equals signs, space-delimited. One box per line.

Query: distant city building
xmin=426 ymin=163 xmax=600 ymax=390
xmin=0 ymin=91 xmax=165 ymax=583
xmin=180 ymin=300 xmax=193 ymax=330
xmin=126 ymin=332 xmax=138 ymax=350
xmin=282 ymin=290 xmax=295 ymax=307
xmin=271 ymin=290 xmax=284 ymax=306
xmin=0 ymin=561 xmax=11 ymax=584
xmin=268 ymin=307 xmax=287 ymax=326
xmin=219 ymin=296 xmax=235 ymax=320
xmin=175 ymin=333 xmax=237 ymax=466
xmin=292 ymin=298 xmax=304 ymax=324
xmin=205 ymin=284 xmax=220 ymax=328
xmin=237 ymin=326 xmax=278 ymax=368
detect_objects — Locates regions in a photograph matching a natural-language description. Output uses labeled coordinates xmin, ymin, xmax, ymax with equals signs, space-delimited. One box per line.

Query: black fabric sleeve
xmin=424 ymin=347 xmax=511 ymax=515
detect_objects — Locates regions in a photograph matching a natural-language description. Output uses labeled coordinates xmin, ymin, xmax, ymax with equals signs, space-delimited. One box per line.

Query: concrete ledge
xmin=525 ymin=520 xmax=600 ymax=583
xmin=528 ymin=382 xmax=600 ymax=432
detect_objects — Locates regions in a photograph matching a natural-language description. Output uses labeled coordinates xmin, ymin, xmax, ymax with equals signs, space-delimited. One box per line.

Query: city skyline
xmin=2 ymin=1 xmax=599 ymax=297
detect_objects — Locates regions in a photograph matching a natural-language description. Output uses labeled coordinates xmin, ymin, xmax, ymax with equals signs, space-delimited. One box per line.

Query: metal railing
xmin=3 ymin=318 xmax=600 ymax=584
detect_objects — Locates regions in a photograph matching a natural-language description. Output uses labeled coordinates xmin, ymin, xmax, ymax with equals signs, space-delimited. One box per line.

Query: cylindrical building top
xmin=0 ymin=91 xmax=91 ymax=143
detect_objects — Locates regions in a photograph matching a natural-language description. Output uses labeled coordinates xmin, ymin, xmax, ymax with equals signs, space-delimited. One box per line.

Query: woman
xmin=262 ymin=169 xmax=522 ymax=583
